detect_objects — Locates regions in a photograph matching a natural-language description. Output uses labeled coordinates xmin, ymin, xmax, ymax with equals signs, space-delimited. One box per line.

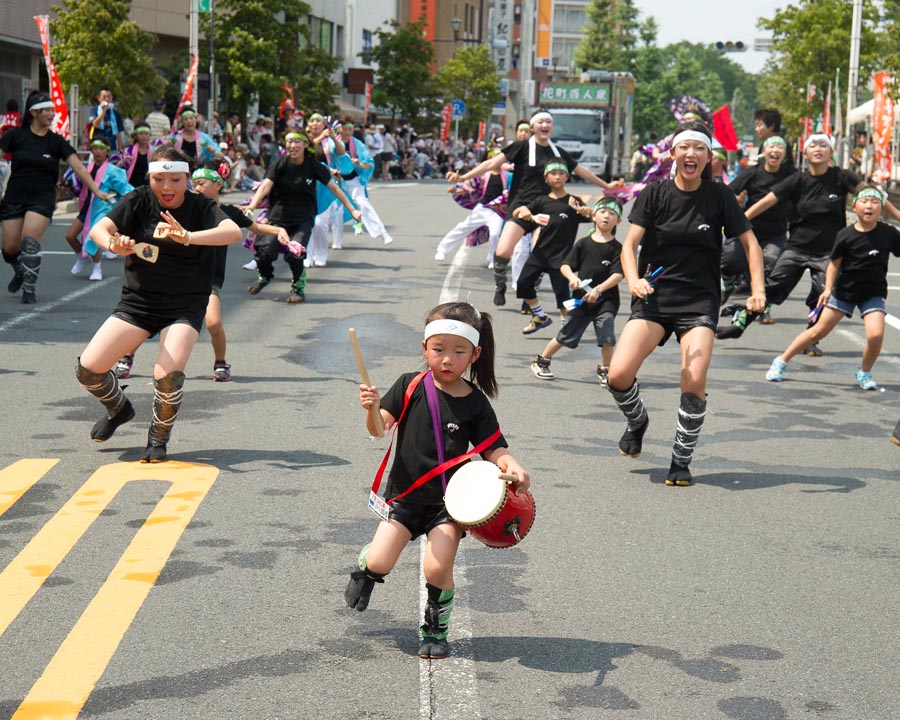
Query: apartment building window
xmin=553 ymin=3 xmax=587 ymax=34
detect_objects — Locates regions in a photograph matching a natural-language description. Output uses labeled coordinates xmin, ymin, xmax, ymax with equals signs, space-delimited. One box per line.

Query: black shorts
xmin=516 ymin=258 xmax=570 ymax=307
xmin=388 ymin=499 xmax=458 ymax=541
xmin=112 ymin=306 xmax=205 ymax=336
xmin=0 ymin=202 xmax=55 ymax=221
xmin=628 ymin=311 xmax=717 ymax=346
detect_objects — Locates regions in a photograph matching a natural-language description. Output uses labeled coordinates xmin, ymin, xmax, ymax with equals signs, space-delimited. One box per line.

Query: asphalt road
xmin=0 ymin=180 xmax=899 ymax=719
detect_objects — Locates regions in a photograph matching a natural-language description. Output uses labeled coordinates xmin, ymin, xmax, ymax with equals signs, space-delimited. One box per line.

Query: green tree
xmin=435 ymin=46 xmax=501 ymax=133
xmin=573 ymin=0 xmax=642 ymax=73
xmin=49 ymin=0 xmax=165 ymax=116
xmin=367 ymin=19 xmax=440 ymax=121
xmin=207 ymin=0 xmax=340 ymax=120
xmin=756 ymin=0 xmax=891 ymax=132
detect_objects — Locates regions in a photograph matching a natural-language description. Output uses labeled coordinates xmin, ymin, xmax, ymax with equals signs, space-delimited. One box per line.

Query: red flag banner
xmin=478 ymin=120 xmax=486 ymax=143
xmin=872 ymin=72 xmax=895 ymax=183
xmin=711 ymin=105 xmax=738 ymax=152
xmin=363 ymin=82 xmax=373 ymax=127
xmin=822 ymin=81 xmax=832 ymax=136
xmin=33 ymin=15 xmax=70 ymax=140
xmin=174 ymin=53 xmax=199 ymax=127
xmin=279 ymin=83 xmax=296 ymax=119
xmin=440 ymin=104 xmax=452 ymax=143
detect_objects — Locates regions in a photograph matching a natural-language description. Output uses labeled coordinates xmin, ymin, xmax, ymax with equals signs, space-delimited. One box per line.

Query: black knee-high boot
xmin=344 ymin=543 xmax=386 ymax=611
xmin=3 ymin=249 xmax=23 ymax=294
xmin=141 ymin=371 xmax=185 ymax=463
xmin=667 ymin=392 xmax=707 ymax=486
xmin=76 ymin=359 xmax=135 ymax=441
xmin=419 ymin=583 xmax=455 ymax=660
xmin=19 ymin=236 xmax=41 ymax=303
xmin=492 ymin=255 xmax=509 ymax=306
xmin=608 ymin=380 xmax=649 ymax=457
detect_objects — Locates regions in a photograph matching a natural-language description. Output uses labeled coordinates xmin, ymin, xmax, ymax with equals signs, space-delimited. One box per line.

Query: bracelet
xmin=108 ymin=235 xmax=118 ymax=251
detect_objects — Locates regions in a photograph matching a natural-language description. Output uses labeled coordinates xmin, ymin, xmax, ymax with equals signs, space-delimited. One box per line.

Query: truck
xmin=535 ymin=70 xmax=635 ymax=180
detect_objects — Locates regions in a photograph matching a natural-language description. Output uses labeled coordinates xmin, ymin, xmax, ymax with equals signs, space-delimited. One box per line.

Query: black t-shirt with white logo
xmin=380 ymin=372 xmax=507 ymax=506
xmin=502 ymin=139 xmax=578 ymax=210
xmin=563 ymin=235 xmax=623 ymax=315
xmin=210 ymin=203 xmax=254 ymax=287
xmin=771 ymin=167 xmax=862 ymax=254
xmin=831 ymin=222 xmax=900 ymax=304
xmin=629 ymin=179 xmax=751 ymax=317
xmin=527 ymin=194 xmax=593 ymax=267
xmin=265 ymin=154 xmax=333 ymax=226
xmin=0 ymin=126 xmax=76 ymax=207
xmin=104 ymin=185 xmax=229 ymax=316
xmin=729 ymin=162 xmax=795 ymax=239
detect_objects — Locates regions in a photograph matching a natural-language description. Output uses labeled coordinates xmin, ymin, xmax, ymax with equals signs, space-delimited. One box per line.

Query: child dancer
xmin=346 ymin=302 xmax=530 ymax=660
xmin=530 ymin=197 xmax=624 ymax=383
xmin=76 ymin=147 xmax=241 ymax=462
xmin=765 ymin=186 xmax=900 ymax=389
xmin=512 ymin=161 xmax=593 ymax=334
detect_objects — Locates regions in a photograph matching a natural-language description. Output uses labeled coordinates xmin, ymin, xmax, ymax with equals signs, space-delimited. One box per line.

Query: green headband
xmin=285 ymin=132 xmax=309 ymax=143
xmin=544 ymin=161 xmax=569 ymax=175
xmin=853 ymin=187 xmax=885 ymax=205
xmin=180 ymin=110 xmax=196 ymax=118
xmin=341 ymin=122 xmax=355 ymax=130
xmin=712 ymin=149 xmax=727 ymax=162
xmin=90 ymin=139 xmax=110 ymax=149
xmin=192 ymin=168 xmax=222 ymax=184
xmin=762 ymin=136 xmax=787 ymax=149
xmin=133 ymin=125 xmax=151 ymax=135
xmin=516 ymin=122 xmax=531 ymax=131
xmin=308 ymin=113 xmax=324 ymax=122
xmin=593 ymin=198 xmax=622 ymax=217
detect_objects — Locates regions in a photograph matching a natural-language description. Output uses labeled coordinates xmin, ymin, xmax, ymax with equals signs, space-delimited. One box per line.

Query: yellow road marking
xmin=0 ymin=459 xmax=59 ymax=517
xmin=0 ymin=461 xmax=218 ymax=720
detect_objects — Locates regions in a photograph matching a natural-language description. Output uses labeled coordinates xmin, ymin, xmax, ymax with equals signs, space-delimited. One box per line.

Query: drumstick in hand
xmin=349 ymin=328 xmax=385 ymax=437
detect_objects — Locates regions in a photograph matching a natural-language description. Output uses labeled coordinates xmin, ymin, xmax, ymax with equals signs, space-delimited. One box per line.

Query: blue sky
xmin=635 ymin=0 xmax=783 ymax=74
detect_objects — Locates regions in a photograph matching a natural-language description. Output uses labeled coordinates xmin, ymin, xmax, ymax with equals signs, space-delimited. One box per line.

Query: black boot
xmin=344 ymin=544 xmax=385 ymax=611
xmin=3 ymin=249 xmax=23 ymax=294
xmin=716 ymin=309 xmax=760 ymax=340
xmin=666 ymin=392 xmax=707 ymax=486
xmin=419 ymin=583 xmax=454 ymax=660
xmin=76 ymin=359 xmax=134 ymax=441
xmin=608 ymin=381 xmax=649 ymax=457
xmin=492 ymin=255 xmax=509 ymax=306
xmin=141 ymin=371 xmax=185 ymax=463
xmin=19 ymin=236 xmax=41 ymax=303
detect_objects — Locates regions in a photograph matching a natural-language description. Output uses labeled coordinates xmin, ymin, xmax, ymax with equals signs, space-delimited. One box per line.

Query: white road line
xmin=0 ymin=279 xmax=113 ymax=335
xmin=885 ymin=313 xmax=900 ymax=334
xmin=836 ymin=325 xmax=900 ymax=368
xmin=420 ymin=245 xmax=481 ymax=720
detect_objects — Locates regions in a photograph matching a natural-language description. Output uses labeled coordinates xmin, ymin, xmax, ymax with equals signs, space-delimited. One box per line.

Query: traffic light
xmin=714 ymin=41 xmax=747 ymax=53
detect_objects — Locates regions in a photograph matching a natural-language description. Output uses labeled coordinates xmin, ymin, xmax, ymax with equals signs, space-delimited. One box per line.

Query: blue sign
xmin=451 ymin=99 xmax=466 ymax=119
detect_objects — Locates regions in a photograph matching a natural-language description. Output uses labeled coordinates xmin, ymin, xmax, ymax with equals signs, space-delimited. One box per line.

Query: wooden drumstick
xmin=499 ymin=472 xmax=519 ymax=482
xmin=348 ymin=328 xmax=385 ymax=437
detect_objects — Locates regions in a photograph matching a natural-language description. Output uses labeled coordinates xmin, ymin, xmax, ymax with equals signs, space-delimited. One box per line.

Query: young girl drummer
xmin=76 ymin=147 xmax=242 ymax=462
xmin=346 ymin=302 xmax=530 ymax=660
xmin=607 ymin=122 xmax=765 ymax=486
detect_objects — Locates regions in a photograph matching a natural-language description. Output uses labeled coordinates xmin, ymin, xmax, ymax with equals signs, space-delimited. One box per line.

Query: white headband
xmin=148 ymin=161 xmax=190 ymax=174
xmin=671 ymin=130 xmax=712 ymax=149
xmin=30 ymin=101 xmax=55 ymax=111
xmin=804 ymin=133 xmax=834 ymax=150
xmin=424 ymin=319 xmax=480 ymax=348
xmin=530 ymin=111 xmax=553 ymax=126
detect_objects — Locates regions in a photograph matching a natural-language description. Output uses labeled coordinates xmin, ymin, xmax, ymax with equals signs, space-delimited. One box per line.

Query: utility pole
xmin=844 ymin=0 xmax=863 ymax=168
xmin=519 ymin=0 xmax=535 ymax=118
xmin=208 ymin=0 xmax=215 ymax=128
xmin=189 ymin=0 xmax=199 ymax=109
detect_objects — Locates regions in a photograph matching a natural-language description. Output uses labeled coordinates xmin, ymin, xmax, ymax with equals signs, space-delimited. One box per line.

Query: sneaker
xmin=242 ymin=259 xmax=257 ymax=271
xmin=71 ymin=255 xmax=91 ymax=275
xmin=530 ymin=355 xmax=554 ymax=380
xmin=855 ymin=368 xmax=879 ymax=391
xmin=89 ymin=263 xmax=102 ymax=281
xmin=522 ymin=315 xmax=552 ymax=335
xmin=103 ymin=249 xmax=118 ymax=260
xmin=313 ymin=260 xmax=327 ymax=268
xmin=383 ymin=234 xmax=394 ymax=245
xmin=115 ymin=354 xmax=134 ymax=380
xmin=434 ymin=251 xmax=446 ymax=261
xmin=765 ymin=357 xmax=787 ymax=382
xmin=519 ymin=301 xmax=533 ymax=315
xmin=247 ymin=274 xmax=270 ymax=295
xmin=804 ymin=343 xmax=823 ymax=357
xmin=597 ymin=365 xmax=609 ymax=387
xmin=213 ymin=361 xmax=232 ymax=382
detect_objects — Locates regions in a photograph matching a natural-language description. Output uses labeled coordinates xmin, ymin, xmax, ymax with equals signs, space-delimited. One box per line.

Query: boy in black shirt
xmin=764 ymin=186 xmax=900 ymax=389
xmin=511 ymin=161 xmax=593 ymax=334
xmin=530 ymin=197 xmax=624 ymax=382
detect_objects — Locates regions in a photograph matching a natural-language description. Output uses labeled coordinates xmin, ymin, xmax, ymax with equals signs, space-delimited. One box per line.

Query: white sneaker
xmin=103 ymin=250 xmax=118 ymax=260
xmin=242 ymin=259 xmax=257 ymax=271
xmin=383 ymin=234 xmax=394 ymax=245
xmin=314 ymin=261 xmax=327 ymax=268
xmin=434 ymin=251 xmax=446 ymax=261
xmin=71 ymin=255 xmax=90 ymax=275
xmin=89 ymin=263 xmax=102 ymax=281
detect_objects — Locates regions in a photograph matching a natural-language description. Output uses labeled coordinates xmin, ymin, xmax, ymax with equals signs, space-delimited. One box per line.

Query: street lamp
xmin=451 ymin=17 xmax=461 ymax=43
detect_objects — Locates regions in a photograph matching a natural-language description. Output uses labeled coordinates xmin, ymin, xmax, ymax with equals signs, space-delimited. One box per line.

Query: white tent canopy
xmin=847 ymin=98 xmax=874 ymax=125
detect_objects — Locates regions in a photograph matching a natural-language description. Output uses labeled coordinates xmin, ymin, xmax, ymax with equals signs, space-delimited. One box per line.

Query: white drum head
xmin=444 ymin=461 xmax=505 ymax=526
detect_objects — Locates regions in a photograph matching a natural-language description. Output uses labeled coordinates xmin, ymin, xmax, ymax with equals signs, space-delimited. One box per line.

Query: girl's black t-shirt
xmin=729 ymin=162 xmax=796 ymax=238
xmin=104 ymin=185 xmax=230 ymax=316
xmin=831 ymin=222 xmax=900 ymax=304
xmin=771 ymin=167 xmax=862 ymax=254
xmin=210 ymin=203 xmax=254 ymax=287
xmin=501 ymin=139 xmax=578 ymax=209
xmin=563 ymin=235 xmax=623 ymax=315
xmin=265 ymin=154 xmax=333 ymax=226
xmin=629 ymin=179 xmax=751 ymax=317
xmin=380 ymin=372 xmax=507 ymax=506
xmin=0 ymin=126 xmax=76 ymax=207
